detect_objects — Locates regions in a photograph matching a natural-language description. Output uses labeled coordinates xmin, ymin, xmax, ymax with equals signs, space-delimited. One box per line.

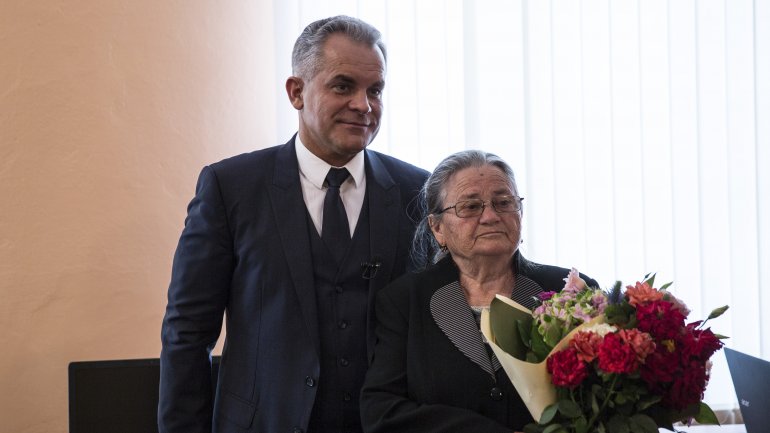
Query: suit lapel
xmin=268 ymin=139 xmax=320 ymax=356
xmin=364 ymin=150 xmax=399 ymax=288
xmin=430 ymin=281 xmax=499 ymax=377
xmin=363 ymin=150 xmax=400 ymax=360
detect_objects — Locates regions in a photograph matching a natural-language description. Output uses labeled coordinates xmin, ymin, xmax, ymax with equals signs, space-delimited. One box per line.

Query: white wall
xmin=0 ymin=1 xmax=277 ymax=431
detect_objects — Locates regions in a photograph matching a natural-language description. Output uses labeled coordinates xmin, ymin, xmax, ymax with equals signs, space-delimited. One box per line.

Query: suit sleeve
xmin=360 ymin=288 xmax=513 ymax=433
xmin=159 ymin=166 xmax=233 ymax=433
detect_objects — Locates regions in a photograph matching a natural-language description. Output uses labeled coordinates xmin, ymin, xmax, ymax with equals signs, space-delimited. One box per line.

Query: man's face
xmin=287 ymin=34 xmax=386 ymax=167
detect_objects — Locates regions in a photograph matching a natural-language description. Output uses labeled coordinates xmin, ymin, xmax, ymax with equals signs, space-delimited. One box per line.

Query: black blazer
xmin=159 ymin=138 xmax=428 ymax=433
xmin=360 ymin=253 xmax=599 ymax=433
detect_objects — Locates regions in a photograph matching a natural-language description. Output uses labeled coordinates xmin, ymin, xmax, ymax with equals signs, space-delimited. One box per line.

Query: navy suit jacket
xmin=159 ymin=138 xmax=429 ymax=433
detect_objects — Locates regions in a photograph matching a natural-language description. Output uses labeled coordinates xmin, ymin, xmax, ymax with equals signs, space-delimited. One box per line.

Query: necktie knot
xmin=325 ymin=167 xmax=350 ymax=189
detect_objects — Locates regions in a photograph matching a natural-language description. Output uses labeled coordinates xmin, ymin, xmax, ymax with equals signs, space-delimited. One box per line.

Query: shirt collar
xmin=295 ymin=135 xmax=366 ymax=189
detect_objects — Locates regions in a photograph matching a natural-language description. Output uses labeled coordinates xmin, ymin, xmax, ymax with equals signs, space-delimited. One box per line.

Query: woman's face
xmin=429 ymin=165 xmax=522 ymax=263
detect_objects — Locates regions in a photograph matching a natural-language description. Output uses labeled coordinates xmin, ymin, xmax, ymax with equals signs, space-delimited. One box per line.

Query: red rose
xmin=597 ymin=332 xmax=638 ymax=374
xmin=547 ymin=348 xmax=588 ymax=388
xmin=663 ymin=361 xmax=708 ymax=410
xmin=636 ymin=300 xmax=686 ymax=340
xmin=679 ymin=324 xmax=723 ymax=361
xmin=640 ymin=344 xmax=680 ymax=390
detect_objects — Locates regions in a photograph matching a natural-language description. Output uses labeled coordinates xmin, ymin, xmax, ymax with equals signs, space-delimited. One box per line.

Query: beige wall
xmin=0 ymin=1 xmax=278 ymax=431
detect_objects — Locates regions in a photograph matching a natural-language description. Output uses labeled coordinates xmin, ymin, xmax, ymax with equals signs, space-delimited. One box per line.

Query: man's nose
xmin=349 ymin=90 xmax=372 ymax=114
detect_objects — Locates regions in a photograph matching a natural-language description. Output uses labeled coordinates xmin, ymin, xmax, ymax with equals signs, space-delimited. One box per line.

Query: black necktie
xmin=322 ymin=167 xmax=351 ymax=263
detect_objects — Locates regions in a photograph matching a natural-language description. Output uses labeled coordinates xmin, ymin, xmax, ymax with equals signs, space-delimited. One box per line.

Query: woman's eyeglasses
xmin=436 ymin=195 xmax=524 ymax=218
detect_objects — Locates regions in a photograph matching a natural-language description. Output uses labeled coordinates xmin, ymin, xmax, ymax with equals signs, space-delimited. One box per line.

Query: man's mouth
xmin=339 ymin=120 xmax=371 ymax=127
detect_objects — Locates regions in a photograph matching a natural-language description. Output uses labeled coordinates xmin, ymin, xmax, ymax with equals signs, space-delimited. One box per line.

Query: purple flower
xmin=571 ymin=304 xmax=594 ymax=323
xmin=539 ymin=291 xmax=557 ymax=301
xmin=591 ymin=292 xmax=608 ymax=313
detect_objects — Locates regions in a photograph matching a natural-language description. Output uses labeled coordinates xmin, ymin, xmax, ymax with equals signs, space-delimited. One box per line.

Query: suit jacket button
xmin=305 ymin=376 xmax=315 ymax=387
xmin=292 ymin=428 xmax=303 ymax=433
xmin=490 ymin=387 xmax=503 ymax=401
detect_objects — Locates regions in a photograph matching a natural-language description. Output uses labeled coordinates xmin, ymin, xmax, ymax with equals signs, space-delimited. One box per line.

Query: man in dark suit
xmin=159 ymin=16 xmax=429 ymax=433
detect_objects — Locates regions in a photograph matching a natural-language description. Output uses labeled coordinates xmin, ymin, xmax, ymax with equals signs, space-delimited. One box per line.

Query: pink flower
xmin=570 ymin=331 xmax=604 ymax=363
xmin=625 ymin=281 xmax=664 ymax=307
xmin=563 ymin=268 xmax=588 ymax=294
xmin=617 ymin=329 xmax=656 ymax=362
xmin=571 ymin=304 xmax=594 ymax=323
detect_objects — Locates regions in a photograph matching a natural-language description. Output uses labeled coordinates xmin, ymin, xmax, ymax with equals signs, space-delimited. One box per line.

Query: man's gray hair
xmin=411 ymin=150 xmax=520 ymax=270
xmin=292 ymin=15 xmax=387 ymax=79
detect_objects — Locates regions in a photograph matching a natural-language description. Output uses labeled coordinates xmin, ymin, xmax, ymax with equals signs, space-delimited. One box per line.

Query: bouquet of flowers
xmin=480 ymin=269 xmax=728 ymax=433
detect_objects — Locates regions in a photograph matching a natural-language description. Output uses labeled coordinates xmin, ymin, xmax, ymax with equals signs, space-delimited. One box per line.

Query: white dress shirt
xmin=295 ymin=137 xmax=366 ymax=238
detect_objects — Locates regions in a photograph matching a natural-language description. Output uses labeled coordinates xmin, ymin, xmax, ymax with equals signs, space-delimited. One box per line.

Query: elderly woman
xmin=360 ymin=150 xmax=598 ymax=433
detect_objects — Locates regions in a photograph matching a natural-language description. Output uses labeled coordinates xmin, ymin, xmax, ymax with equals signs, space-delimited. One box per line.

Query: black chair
xmin=68 ymin=356 xmax=220 ymax=433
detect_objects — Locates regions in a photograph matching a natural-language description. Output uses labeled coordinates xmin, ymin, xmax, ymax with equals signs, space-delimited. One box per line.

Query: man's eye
xmin=496 ymin=198 xmax=513 ymax=207
xmin=369 ymin=88 xmax=383 ymax=97
xmin=461 ymin=202 xmax=482 ymax=211
xmin=333 ymin=84 xmax=350 ymax=93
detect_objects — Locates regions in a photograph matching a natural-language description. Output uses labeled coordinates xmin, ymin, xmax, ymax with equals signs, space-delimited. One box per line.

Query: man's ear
xmin=286 ymin=76 xmax=304 ymax=110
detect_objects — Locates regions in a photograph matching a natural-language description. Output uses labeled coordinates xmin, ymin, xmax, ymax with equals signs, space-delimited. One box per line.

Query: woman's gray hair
xmin=411 ymin=150 xmax=520 ymax=271
xmin=292 ymin=15 xmax=387 ymax=79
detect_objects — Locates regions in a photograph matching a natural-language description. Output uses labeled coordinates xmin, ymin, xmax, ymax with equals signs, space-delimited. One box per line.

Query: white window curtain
xmin=271 ymin=0 xmax=770 ymax=411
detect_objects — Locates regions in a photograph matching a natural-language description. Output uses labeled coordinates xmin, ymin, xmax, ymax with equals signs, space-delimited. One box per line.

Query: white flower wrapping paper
xmin=480 ymin=295 xmax=604 ymax=421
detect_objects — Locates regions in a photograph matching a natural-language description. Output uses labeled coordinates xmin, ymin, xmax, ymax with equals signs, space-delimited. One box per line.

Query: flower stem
xmin=586 ymin=374 xmax=619 ymax=431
